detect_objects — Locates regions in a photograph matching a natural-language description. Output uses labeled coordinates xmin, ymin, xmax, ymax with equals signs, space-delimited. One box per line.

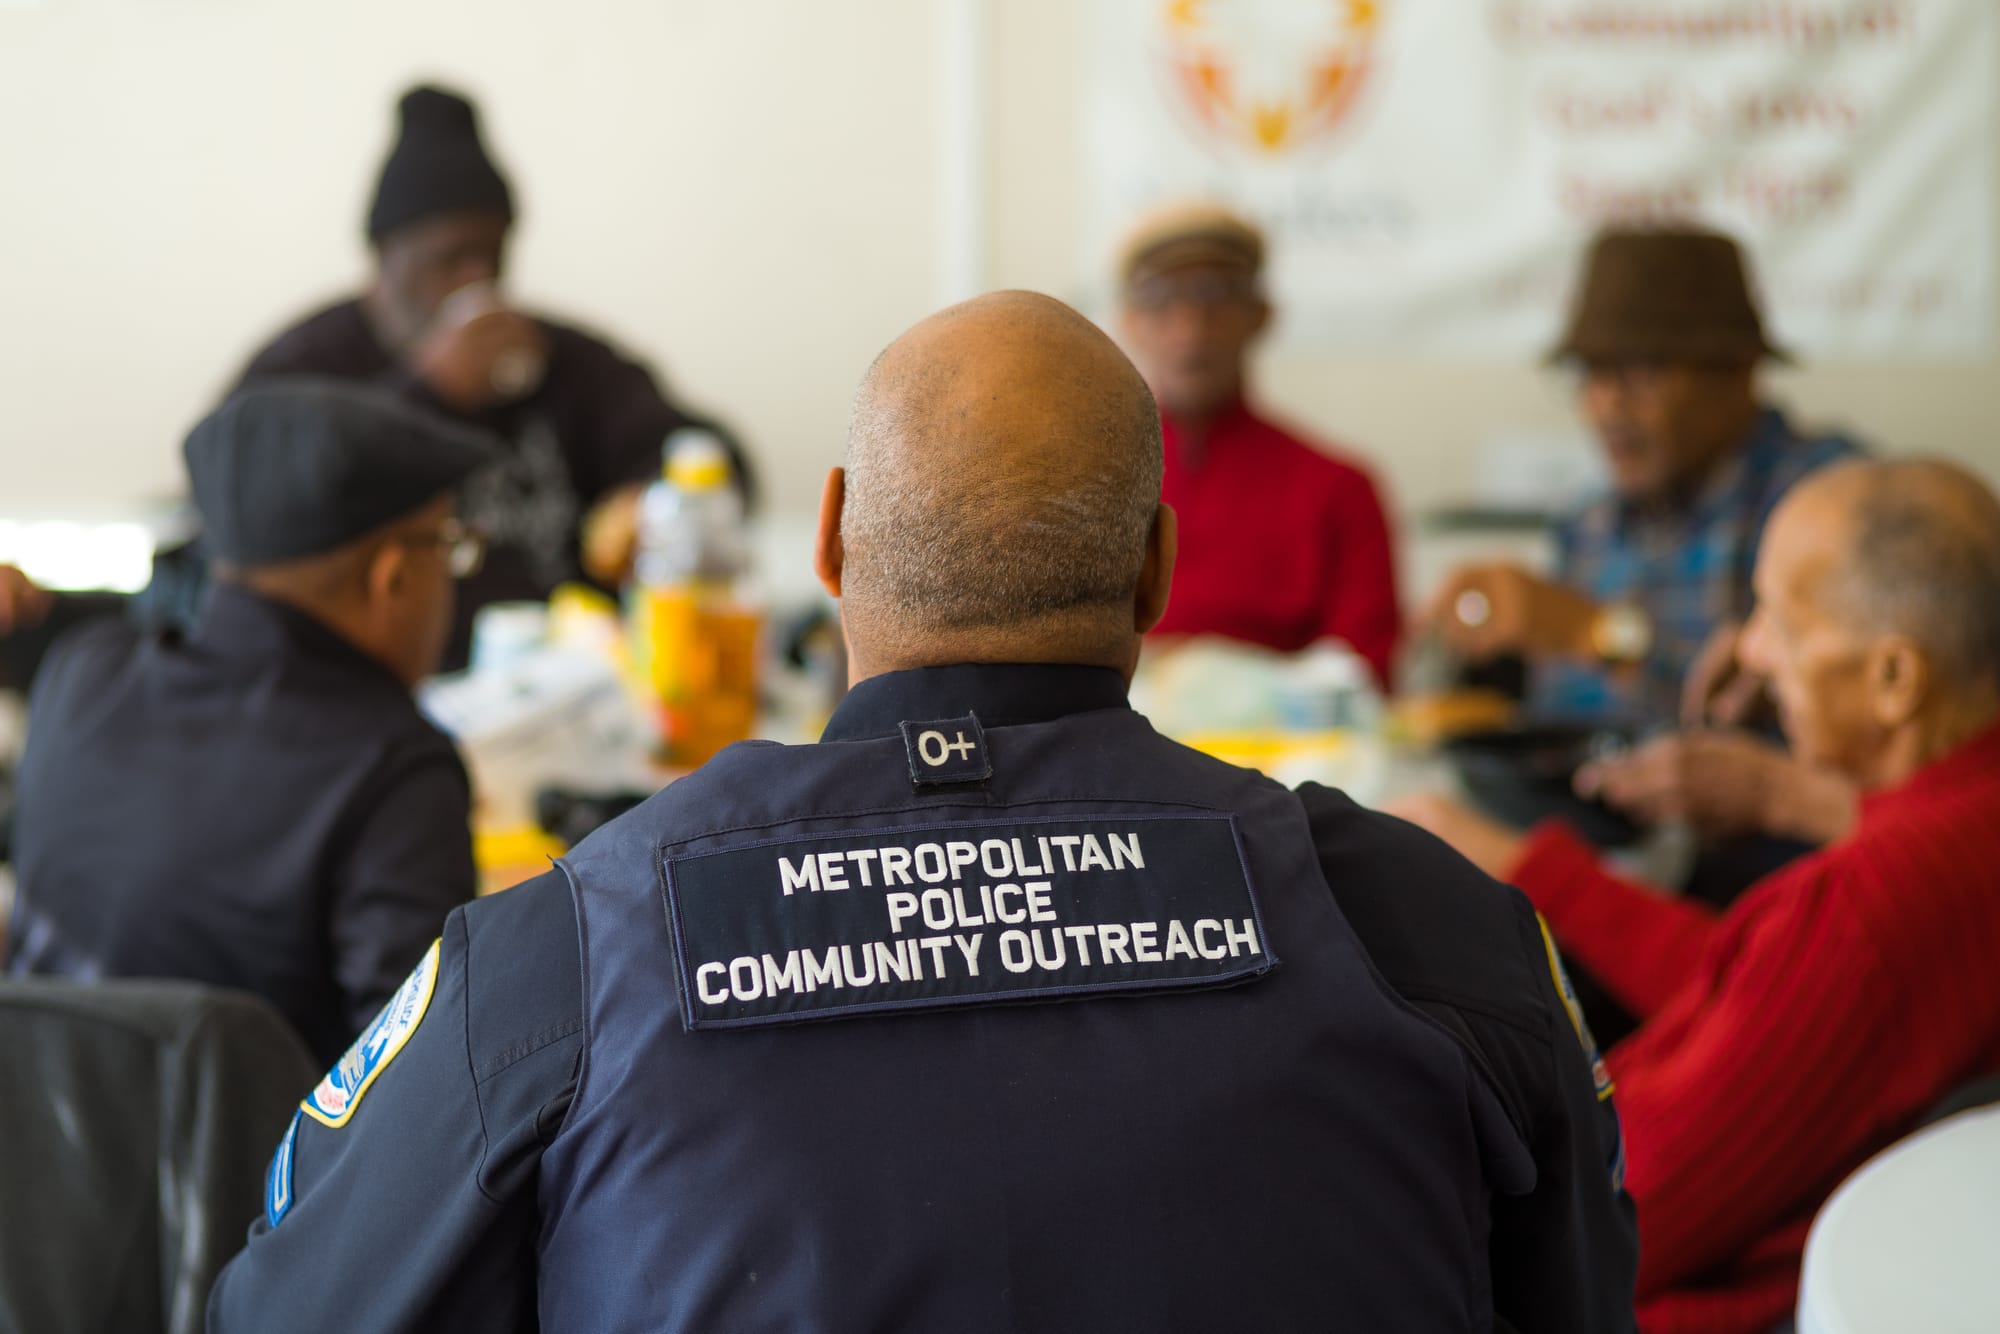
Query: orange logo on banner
xmin=1161 ymin=0 xmax=1381 ymax=155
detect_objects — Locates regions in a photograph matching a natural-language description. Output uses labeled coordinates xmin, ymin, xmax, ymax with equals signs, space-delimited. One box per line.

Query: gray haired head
xmin=1828 ymin=459 xmax=2000 ymax=691
xmin=836 ymin=291 xmax=1166 ymax=672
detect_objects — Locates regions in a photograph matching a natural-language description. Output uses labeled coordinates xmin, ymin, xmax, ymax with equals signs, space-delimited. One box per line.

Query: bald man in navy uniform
xmin=210 ymin=295 xmax=1636 ymax=1333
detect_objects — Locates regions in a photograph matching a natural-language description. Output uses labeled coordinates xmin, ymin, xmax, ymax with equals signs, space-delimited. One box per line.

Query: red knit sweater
xmin=1151 ymin=399 xmax=1401 ymax=689
xmin=1508 ymin=721 xmax=2000 ymax=1334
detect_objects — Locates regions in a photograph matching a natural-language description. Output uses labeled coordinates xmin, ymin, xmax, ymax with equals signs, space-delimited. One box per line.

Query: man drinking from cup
xmin=236 ymin=86 xmax=754 ymax=668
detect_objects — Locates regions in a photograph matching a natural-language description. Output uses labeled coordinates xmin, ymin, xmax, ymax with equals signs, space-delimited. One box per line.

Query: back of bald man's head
xmin=1802 ymin=458 xmax=2000 ymax=690
xmin=841 ymin=291 xmax=1163 ymax=652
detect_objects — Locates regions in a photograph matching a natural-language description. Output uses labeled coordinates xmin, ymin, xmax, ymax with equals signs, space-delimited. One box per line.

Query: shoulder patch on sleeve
xmin=1538 ymin=914 xmax=1626 ymax=1193
xmin=1537 ymin=914 xmax=1612 ymax=1099
xmin=265 ymin=1109 xmax=302 ymax=1227
xmin=302 ymin=938 xmax=442 ymax=1129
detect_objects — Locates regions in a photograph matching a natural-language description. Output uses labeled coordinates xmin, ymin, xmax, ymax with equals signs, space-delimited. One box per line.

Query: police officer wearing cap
xmin=5 ymin=379 xmax=496 ymax=1066
xmin=209 ymin=294 xmax=1636 ymax=1333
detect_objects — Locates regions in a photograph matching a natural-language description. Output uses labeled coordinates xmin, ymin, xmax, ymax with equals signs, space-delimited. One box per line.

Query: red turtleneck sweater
xmin=1508 ymin=721 xmax=2000 ymax=1334
xmin=1152 ymin=399 xmax=1401 ymax=688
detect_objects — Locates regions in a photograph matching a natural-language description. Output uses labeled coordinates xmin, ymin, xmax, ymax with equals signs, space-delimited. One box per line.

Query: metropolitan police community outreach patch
xmin=664 ymin=814 xmax=1276 ymax=1031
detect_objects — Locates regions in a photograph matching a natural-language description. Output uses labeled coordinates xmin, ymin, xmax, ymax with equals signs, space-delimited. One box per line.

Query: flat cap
xmin=186 ymin=378 xmax=498 ymax=566
xmin=1116 ymin=201 xmax=1266 ymax=288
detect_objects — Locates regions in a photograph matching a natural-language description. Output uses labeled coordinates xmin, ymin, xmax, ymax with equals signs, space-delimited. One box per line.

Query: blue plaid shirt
xmin=1534 ymin=408 xmax=1865 ymax=727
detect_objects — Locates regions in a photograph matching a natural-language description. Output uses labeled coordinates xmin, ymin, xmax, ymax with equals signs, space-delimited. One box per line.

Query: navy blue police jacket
xmin=208 ymin=663 xmax=1637 ymax=1333
xmin=5 ymin=583 xmax=475 ymax=1066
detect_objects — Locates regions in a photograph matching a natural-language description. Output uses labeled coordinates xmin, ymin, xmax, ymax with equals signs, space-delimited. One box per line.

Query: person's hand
xmin=1680 ymin=620 xmax=1769 ymax=727
xmin=1422 ymin=563 xmax=1601 ymax=663
xmin=1383 ymin=791 xmax=1529 ymax=881
xmin=580 ymin=483 xmax=646 ymax=587
xmin=1575 ymin=729 xmax=1856 ymax=843
xmin=1575 ymin=730 xmax=1780 ymax=836
xmin=0 ymin=564 xmax=50 ymax=635
xmin=410 ymin=307 xmax=549 ymax=413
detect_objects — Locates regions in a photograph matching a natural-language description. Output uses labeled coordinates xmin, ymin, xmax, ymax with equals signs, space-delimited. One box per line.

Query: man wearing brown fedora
xmin=1117 ymin=202 xmax=1403 ymax=689
xmin=1427 ymin=226 xmax=1866 ymax=729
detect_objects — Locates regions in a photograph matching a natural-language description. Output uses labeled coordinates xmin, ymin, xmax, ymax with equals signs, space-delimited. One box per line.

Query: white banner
xmin=1079 ymin=1 xmax=1996 ymax=359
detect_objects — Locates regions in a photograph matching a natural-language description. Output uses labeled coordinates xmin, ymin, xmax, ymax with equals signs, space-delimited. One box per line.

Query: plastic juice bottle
xmin=627 ymin=431 xmax=760 ymax=767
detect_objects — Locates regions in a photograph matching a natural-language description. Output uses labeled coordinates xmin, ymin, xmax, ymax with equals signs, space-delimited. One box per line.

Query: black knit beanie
xmin=365 ymin=85 xmax=515 ymax=242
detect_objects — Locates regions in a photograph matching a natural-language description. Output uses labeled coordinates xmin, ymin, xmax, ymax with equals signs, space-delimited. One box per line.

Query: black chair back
xmin=0 ymin=978 xmax=316 ymax=1334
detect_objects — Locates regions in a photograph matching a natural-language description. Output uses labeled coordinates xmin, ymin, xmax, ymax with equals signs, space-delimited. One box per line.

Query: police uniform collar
xmin=820 ymin=664 xmax=1130 ymax=742
xmin=190 ymin=582 xmax=411 ymax=692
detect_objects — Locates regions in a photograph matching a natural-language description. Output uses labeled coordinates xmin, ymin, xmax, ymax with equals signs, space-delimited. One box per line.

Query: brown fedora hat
xmin=1549 ymin=226 xmax=1790 ymax=366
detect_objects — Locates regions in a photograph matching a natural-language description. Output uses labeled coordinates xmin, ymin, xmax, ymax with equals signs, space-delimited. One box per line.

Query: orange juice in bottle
xmin=627 ymin=431 xmax=760 ymax=767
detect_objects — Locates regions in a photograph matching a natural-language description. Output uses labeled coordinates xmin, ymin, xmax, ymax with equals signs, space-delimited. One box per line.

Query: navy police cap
xmin=185 ymin=378 xmax=498 ymax=566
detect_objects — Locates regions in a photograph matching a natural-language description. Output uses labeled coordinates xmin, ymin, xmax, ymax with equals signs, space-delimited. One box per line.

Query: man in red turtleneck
xmin=1396 ymin=458 xmax=2000 ymax=1334
xmin=1116 ymin=204 xmax=1401 ymax=688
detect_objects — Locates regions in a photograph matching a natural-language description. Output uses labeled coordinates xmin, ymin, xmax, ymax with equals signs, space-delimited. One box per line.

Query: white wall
xmin=3 ymin=0 xmax=1997 ymax=561
xmin=1 ymin=0 xmax=942 ymax=523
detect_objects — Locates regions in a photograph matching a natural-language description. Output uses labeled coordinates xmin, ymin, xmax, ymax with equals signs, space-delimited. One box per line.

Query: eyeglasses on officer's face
xmin=398 ymin=518 xmax=487 ymax=580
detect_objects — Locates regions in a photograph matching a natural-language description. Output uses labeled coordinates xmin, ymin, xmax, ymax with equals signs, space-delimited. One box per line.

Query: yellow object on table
xmin=1387 ymin=690 xmax=1517 ymax=747
xmin=1176 ymin=728 xmax=1394 ymax=800
xmin=1181 ymin=730 xmax=1354 ymax=772
xmin=474 ymin=825 xmax=567 ymax=896
xmin=627 ymin=583 xmax=762 ymax=768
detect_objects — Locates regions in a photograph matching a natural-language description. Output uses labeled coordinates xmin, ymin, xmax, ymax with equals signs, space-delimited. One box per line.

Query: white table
xmin=1797 ymin=1105 xmax=2000 ymax=1334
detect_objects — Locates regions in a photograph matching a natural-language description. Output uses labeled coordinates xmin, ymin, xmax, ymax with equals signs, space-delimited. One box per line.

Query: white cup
xmin=435 ymin=281 xmax=546 ymax=400
xmin=470 ymin=601 xmax=550 ymax=674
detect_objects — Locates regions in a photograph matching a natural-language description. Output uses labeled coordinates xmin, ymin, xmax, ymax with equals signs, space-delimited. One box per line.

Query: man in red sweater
xmin=1116 ymin=203 xmax=1401 ymax=688
xmin=1395 ymin=458 xmax=2000 ymax=1334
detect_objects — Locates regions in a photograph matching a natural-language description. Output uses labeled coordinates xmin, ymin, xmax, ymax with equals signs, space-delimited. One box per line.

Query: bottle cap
xmin=663 ymin=430 xmax=731 ymax=490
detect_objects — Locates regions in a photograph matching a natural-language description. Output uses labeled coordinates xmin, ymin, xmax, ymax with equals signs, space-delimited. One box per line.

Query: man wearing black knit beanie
xmin=234 ymin=85 xmax=756 ymax=670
